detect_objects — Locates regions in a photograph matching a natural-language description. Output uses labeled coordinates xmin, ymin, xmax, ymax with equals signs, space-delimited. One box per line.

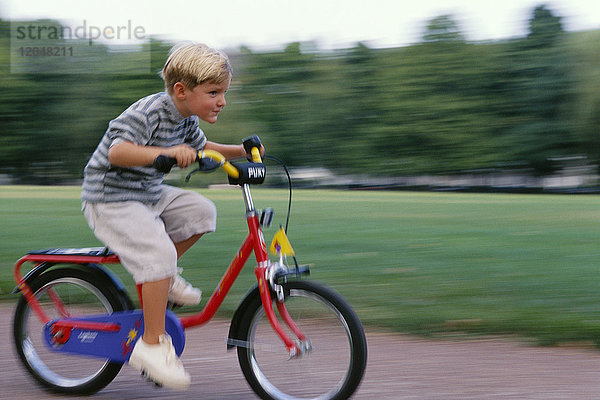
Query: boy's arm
xmin=204 ymin=141 xmax=265 ymax=160
xmin=109 ymin=141 xmax=197 ymax=169
xmin=204 ymin=141 xmax=247 ymax=160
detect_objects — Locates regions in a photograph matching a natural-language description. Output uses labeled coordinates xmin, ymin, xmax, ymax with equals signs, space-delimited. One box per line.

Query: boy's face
xmin=175 ymin=79 xmax=230 ymax=123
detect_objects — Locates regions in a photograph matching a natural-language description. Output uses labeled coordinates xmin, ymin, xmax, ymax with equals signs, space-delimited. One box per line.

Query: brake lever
xmin=185 ymin=168 xmax=200 ymax=182
xmin=185 ymin=157 xmax=221 ymax=182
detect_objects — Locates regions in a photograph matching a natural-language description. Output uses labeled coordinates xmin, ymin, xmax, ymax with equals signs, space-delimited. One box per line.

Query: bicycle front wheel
xmin=13 ymin=267 xmax=130 ymax=394
xmin=237 ymin=280 xmax=367 ymax=400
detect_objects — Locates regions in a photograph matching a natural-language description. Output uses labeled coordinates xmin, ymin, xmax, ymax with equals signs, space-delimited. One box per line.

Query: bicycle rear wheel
xmin=13 ymin=267 xmax=130 ymax=394
xmin=237 ymin=280 xmax=367 ymax=400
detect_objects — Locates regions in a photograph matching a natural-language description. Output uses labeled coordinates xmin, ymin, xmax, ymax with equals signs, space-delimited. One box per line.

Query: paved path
xmin=3 ymin=303 xmax=600 ymax=399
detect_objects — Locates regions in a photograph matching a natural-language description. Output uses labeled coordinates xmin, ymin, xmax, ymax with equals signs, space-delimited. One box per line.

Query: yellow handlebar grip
xmin=199 ymin=150 xmax=240 ymax=179
xmin=251 ymin=147 xmax=262 ymax=163
xmin=222 ymin=163 xmax=240 ymax=179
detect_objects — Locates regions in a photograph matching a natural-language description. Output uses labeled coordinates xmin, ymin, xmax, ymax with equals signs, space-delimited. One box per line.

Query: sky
xmin=2 ymin=0 xmax=599 ymax=50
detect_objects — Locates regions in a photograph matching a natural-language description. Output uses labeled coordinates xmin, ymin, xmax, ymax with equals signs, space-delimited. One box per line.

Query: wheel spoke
xmin=13 ymin=268 xmax=126 ymax=394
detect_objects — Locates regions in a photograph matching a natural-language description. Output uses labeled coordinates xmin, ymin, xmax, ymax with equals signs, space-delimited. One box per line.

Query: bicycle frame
xmin=179 ymin=184 xmax=301 ymax=354
xmin=13 ymin=183 xmax=303 ymax=357
xmin=14 ymin=251 xmax=121 ymax=330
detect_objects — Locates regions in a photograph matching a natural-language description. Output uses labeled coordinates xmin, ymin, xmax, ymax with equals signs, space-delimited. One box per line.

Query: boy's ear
xmin=172 ymin=82 xmax=187 ymax=99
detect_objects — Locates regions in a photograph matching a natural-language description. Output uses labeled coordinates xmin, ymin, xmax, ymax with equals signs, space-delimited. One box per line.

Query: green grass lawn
xmin=1 ymin=185 xmax=599 ymax=345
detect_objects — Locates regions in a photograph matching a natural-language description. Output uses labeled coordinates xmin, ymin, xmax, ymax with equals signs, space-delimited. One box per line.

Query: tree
xmin=0 ymin=10 xmax=594 ymax=183
xmin=495 ymin=4 xmax=574 ymax=175
xmin=422 ymin=15 xmax=465 ymax=43
xmin=528 ymin=5 xmax=564 ymax=47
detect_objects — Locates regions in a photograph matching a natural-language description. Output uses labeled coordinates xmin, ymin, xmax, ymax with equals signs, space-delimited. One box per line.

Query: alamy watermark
xmin=10 ymin=19 xmax=151 ymax=74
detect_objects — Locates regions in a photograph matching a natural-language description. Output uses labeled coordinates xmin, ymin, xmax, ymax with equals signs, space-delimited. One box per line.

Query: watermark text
xmin=14 ymin=20 xmax=146 ymax=46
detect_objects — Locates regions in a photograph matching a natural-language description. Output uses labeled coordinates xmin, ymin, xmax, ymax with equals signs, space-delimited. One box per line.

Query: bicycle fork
xmin=244 ymin=185 xmax=311 ymax=359
xmin=256 ymin=264 xmax=311 ymax=358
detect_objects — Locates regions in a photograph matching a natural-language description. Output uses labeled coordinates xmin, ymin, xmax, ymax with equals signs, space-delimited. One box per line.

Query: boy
xmin=81 ymin=43 xmax=253 ymax=389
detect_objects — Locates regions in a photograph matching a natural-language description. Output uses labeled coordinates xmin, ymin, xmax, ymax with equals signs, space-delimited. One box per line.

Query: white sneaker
xmin=129 ymin=335 xmax=191 ymax=390
xmin=168 ymin=270 xmax=202 ymax=306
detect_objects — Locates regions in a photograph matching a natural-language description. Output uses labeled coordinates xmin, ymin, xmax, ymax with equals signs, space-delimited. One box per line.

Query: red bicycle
xmin=11 ymin=141 xmax=367 ymax=400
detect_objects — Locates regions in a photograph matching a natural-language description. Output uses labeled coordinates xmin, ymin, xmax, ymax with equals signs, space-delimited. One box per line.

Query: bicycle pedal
xmin=167 ymin=301 xmax=182 ymax=310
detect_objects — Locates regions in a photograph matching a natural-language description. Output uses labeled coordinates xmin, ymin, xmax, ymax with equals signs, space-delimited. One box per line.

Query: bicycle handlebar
xmin=152 ymin=149 xmax=248 ymax=177
xmin=152 ymin=135 xmax=265 ymax=185
xmin=199 ymin=149 xmax=240 ymax=178
xmin=152 ymin=146 xmax=266 ymax=185
xmin=152 ymin=154 xmax=179 ymax=174
xmin=250 ymin=147 xmax=261 ymax=163
xmin=153 ymin=135 xmax=263 ymax=177
xmin=202 ymin=148 xmax=266 ymax=186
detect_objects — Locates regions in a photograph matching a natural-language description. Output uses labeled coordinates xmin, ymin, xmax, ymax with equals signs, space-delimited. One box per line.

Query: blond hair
xmin=161 ymin=42 xmax=232 ymax=94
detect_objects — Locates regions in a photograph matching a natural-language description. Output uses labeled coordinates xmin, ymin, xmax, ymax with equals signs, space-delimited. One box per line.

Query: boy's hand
xmin=242 ymin=135 xmax=265 ymax=158
xmin=165 ymin=144 xmax=197 ymax=169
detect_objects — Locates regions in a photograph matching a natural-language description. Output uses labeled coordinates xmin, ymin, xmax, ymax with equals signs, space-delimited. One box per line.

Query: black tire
xmin=236 ymin=280 xmax=367 ymax=400
xmin=13 ymin=267 xmax=131 ymax=394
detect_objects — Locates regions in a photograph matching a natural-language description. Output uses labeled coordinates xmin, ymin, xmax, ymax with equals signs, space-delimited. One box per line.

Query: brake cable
xmin=264 ymin=155 xmax=292 ymax=234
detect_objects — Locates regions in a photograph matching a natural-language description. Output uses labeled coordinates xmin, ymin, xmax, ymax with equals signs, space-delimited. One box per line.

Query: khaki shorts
xmin=83 ymin=185 xmax=216 ymax=283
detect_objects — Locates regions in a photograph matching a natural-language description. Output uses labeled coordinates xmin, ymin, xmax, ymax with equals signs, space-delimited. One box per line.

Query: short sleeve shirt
xmin=82 ymin=92 xmax=207 ymax=203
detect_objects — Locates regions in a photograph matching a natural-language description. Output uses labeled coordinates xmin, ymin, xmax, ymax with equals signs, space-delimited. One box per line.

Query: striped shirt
xmin=82 ymin=92 xmax=207 ymax=203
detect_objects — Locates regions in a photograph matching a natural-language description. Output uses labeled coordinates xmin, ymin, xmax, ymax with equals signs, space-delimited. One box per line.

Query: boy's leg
xmin=164 ymin=234 xmax=205 ymax=305
xmin=165 ymin=233 xmax=204 ymax=306
xmin=131 ymin=278 xmax=191 ymax=389
xmin=83 ymin=201 xmax=178 ymax=337
xmin=141 ymin=277 xmax=171 ymax=344
xmin=157 ymin=186 xmax=217 ymax=305
xmin=82 ymin=201 xmax=179 ymax=284
xmin=83 ymin=201 xmax=190 ymax=389
xmin=157 ymin=185 xmax=217 ymax=245
xmin=175 ymin=233 xmax=204 ymax=259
